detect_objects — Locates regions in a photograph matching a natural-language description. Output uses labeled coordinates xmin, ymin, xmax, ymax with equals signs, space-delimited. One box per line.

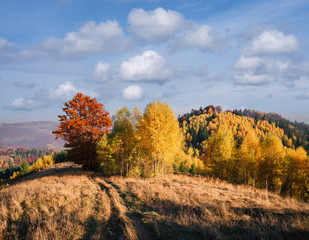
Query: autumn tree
xmin=238 ymin=130 xmax=261 ymax=186
xmin=53 ymin=93 xmax=112 ymax=170
xmin=257 ymin=135 xmax=284 ymax=191
xmin=137 ymin=101 xmax=181 ymax=175
xmin=205 ymin=124 xmax=235 ymax=179
xmin=280 ymin=147 xmax=308 ymax=198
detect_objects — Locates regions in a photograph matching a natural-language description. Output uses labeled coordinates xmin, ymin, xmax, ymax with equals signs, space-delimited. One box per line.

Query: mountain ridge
xmin=0 ymin=121 xmax=64 ymax=150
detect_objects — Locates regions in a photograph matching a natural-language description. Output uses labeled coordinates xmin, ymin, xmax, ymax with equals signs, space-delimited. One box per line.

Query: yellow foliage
xmin=137 ymin=101 xmax=182 ymax=175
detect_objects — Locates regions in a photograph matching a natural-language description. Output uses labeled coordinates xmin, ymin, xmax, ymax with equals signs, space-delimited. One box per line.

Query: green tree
xmin=20 ymin=161 xmax=29 ymax=175
xmin=179 ymin=161 xmax=185 ymax=173
xmin=189 ymin=163 xmax=197 ymax=174
xmin=111 ymin=106 xmax=139 ymax=176
xmin=54 ymin=151 xmax=68 ymax=163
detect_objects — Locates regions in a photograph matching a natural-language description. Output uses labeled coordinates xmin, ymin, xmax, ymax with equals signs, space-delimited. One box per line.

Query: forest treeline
xmin=3 ymin=93 xmax=308 ymax=202
xmin=96 ymin=103 xmax=309 ymax=200
xmin=179 ymin=105 xmax=309 ymax=200
xmin=0 ymin=151 xmax=67 ymax=188
xmin=0 ymin=148 xmax=54 ymax=171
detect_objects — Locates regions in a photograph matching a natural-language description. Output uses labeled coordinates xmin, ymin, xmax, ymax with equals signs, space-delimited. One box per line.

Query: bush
xmin=20 ymin=161 xmax=29 ymax=175
xmin=54 ymin=151 xmax=68 ymax=163
xmin=189 ymin=163 xmax=197 ymax=175
xmin=179 ymin=162 xmax=186 ymax=173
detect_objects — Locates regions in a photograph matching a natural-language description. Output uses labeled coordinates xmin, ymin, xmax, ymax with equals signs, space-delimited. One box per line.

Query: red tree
xmin=53 ymin=93 xmax=113 ymax=170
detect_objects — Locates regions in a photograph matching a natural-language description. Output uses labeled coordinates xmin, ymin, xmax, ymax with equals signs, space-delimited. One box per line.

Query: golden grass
xmin=110 ymin=174 xmax=309 ymax=239
xmin=1 ymin=163 xmax=309 ymax=239
xmin=0 ymin=163 xmax=111 ymax=239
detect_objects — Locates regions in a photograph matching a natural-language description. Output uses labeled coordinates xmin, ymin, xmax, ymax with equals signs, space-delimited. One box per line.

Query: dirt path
xmin=89 ymin=175 xmax=138 ymax=240
xmin=90 ymin=175 xmax=158 ymax=240
xmin=105 ymin=179 xmax=158 ymax=240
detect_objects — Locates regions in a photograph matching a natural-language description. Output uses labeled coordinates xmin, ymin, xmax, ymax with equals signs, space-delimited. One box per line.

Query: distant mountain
xmin=0 ymin=121 xmax=64 ymax=150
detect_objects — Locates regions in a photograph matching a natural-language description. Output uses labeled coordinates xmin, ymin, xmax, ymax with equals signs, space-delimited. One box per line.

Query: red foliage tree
xmin=53 ymin=93 xmax=113 ymax=170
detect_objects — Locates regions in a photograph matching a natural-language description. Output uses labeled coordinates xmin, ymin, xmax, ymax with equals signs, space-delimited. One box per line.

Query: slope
xmin=1 ymin=163 xmax=309 ymax=239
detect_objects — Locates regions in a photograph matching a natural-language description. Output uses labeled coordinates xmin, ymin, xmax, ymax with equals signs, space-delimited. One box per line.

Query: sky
xmin=0 ymin=0 xmax=309 ymax=123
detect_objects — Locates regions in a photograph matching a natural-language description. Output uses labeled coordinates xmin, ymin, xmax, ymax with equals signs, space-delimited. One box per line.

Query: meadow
xmin=1 ymin=162 xmax=308 ymax=239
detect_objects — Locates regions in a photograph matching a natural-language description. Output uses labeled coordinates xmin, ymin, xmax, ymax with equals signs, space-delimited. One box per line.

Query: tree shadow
xmin=81 ymin=216 xmax=98 ymax=240
xmin=106 ymin=183 xmax=309 ymax=240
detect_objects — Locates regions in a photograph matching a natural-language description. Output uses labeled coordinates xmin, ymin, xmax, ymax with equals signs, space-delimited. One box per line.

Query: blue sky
xmin=1 ymin=0 xmax=309 ymax=123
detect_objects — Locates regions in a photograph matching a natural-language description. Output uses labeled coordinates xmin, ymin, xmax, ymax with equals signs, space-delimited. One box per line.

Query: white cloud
xmin=234 ymin=72 xmax=274 ymax=85
xmin=122 ymin=85 xmax=145 ymax=101
xmin=0 ymin=38 xmax=15 ymax=49
xmin=128 ymin=7 xmax=186 ymax=42
xmin=11 ymin=97 xmax=41 ymax=111
xmin=93 ymin=61 xmax=111 ymax=82
xmin=48 ymin=81 xmax=97 ymax=101
xmin=10 ymin=81 xmax=98 ymax=111
xmin=234 ymin=28 xmax=307 ymax=87
xmin=248 ymin=30 xmax=299 ymax=55
xmin=120 ymin=50 xmax=172 ymax=82
xmin=25 ymin=20 xmax=131 ymax=58
xmin=170 ymin=25 xmax=214 ymax=51
xmin=234 ymin=55 xmax=264 ymax=69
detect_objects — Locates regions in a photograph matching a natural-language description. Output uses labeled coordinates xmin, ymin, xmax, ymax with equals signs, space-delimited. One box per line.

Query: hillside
xmin=1 ymin=162 xmax=309 ymax=239
xmin=0 ymin=121 xmax=64 ymax=150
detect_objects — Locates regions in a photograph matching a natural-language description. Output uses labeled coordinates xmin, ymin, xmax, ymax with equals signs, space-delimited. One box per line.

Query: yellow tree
xmin=137 ymin=101 xmax=181 ymax=175
xmin=239 ymin=130 xmax=261 ymax=186
xmin=280 ymin=147 xmax=308 ymax=197
xmin=205 ymin=124 xmax=235 ymax=179
xmin=111 ymin=106 xmax=138 ymax=176
xmin=258 ymin=135 xmax=284 ymax=191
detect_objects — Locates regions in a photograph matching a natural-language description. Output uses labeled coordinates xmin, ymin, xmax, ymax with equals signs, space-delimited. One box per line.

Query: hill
xmin=0 ymin=121 xmax=64 ymax=150
xmin=1 ymin=162 xmax=308 ymax=239
xmin=178 ymin=106 xmax=309 ymax=152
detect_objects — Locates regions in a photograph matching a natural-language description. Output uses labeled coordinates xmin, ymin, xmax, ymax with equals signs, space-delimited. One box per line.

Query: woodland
xmin=1 ymin=93 xmax=309 ymax=239
xmin=1 ymin=93 xmax=309 ymax=202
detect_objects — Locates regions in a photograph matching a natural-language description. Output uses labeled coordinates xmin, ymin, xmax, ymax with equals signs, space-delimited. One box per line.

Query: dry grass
xmin=1 ymin=163 xmax=309 ymax=239
xmin=0 ymin=163 xmax=111 ymax=239
xmin=110 ymin=174 xmax=309 ymax=240
xmin=0 ymin=162 xmax=138 ymax=240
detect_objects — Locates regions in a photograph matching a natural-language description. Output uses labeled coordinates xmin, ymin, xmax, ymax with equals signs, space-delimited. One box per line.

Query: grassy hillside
xmin=1 ymin=163 xmax=309 ymax=239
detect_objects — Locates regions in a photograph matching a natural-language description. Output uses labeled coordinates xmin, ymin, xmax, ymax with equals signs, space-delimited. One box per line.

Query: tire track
xmin=105 ymin=180 xmax=158 ymax=240
xmin=89 ymin=175 xmax=138 ymax=240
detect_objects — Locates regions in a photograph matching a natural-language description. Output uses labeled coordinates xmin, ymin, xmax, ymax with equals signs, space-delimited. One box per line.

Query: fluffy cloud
xmin=248 ymin=30 xmax=299 ymax=55
xmin=92 ymin=61 xmax=111 ymax=82
xmin=234 ymin=29 xmax=307 ymax=86
xmin=128 ymin=7 xmax=186 ymax=42
xmin=170 ymin=25 xmax=214 ymax=51
xmin=48 ymin=81 xmax=96 ymax=101
xmin=234 ymin=55 xmax=264 ymax=69
xmin=24 ymin=21 xmax=131 ymax=59
xmin=11 ymin=97 xmax=42 ymax=111
xmin=122 ymin=85 xmax=145 ymax=101
xmin=120 ymin=50 xmax=172 ymax=82
xmin=11 ymin=81 xmax=97 ymax=111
